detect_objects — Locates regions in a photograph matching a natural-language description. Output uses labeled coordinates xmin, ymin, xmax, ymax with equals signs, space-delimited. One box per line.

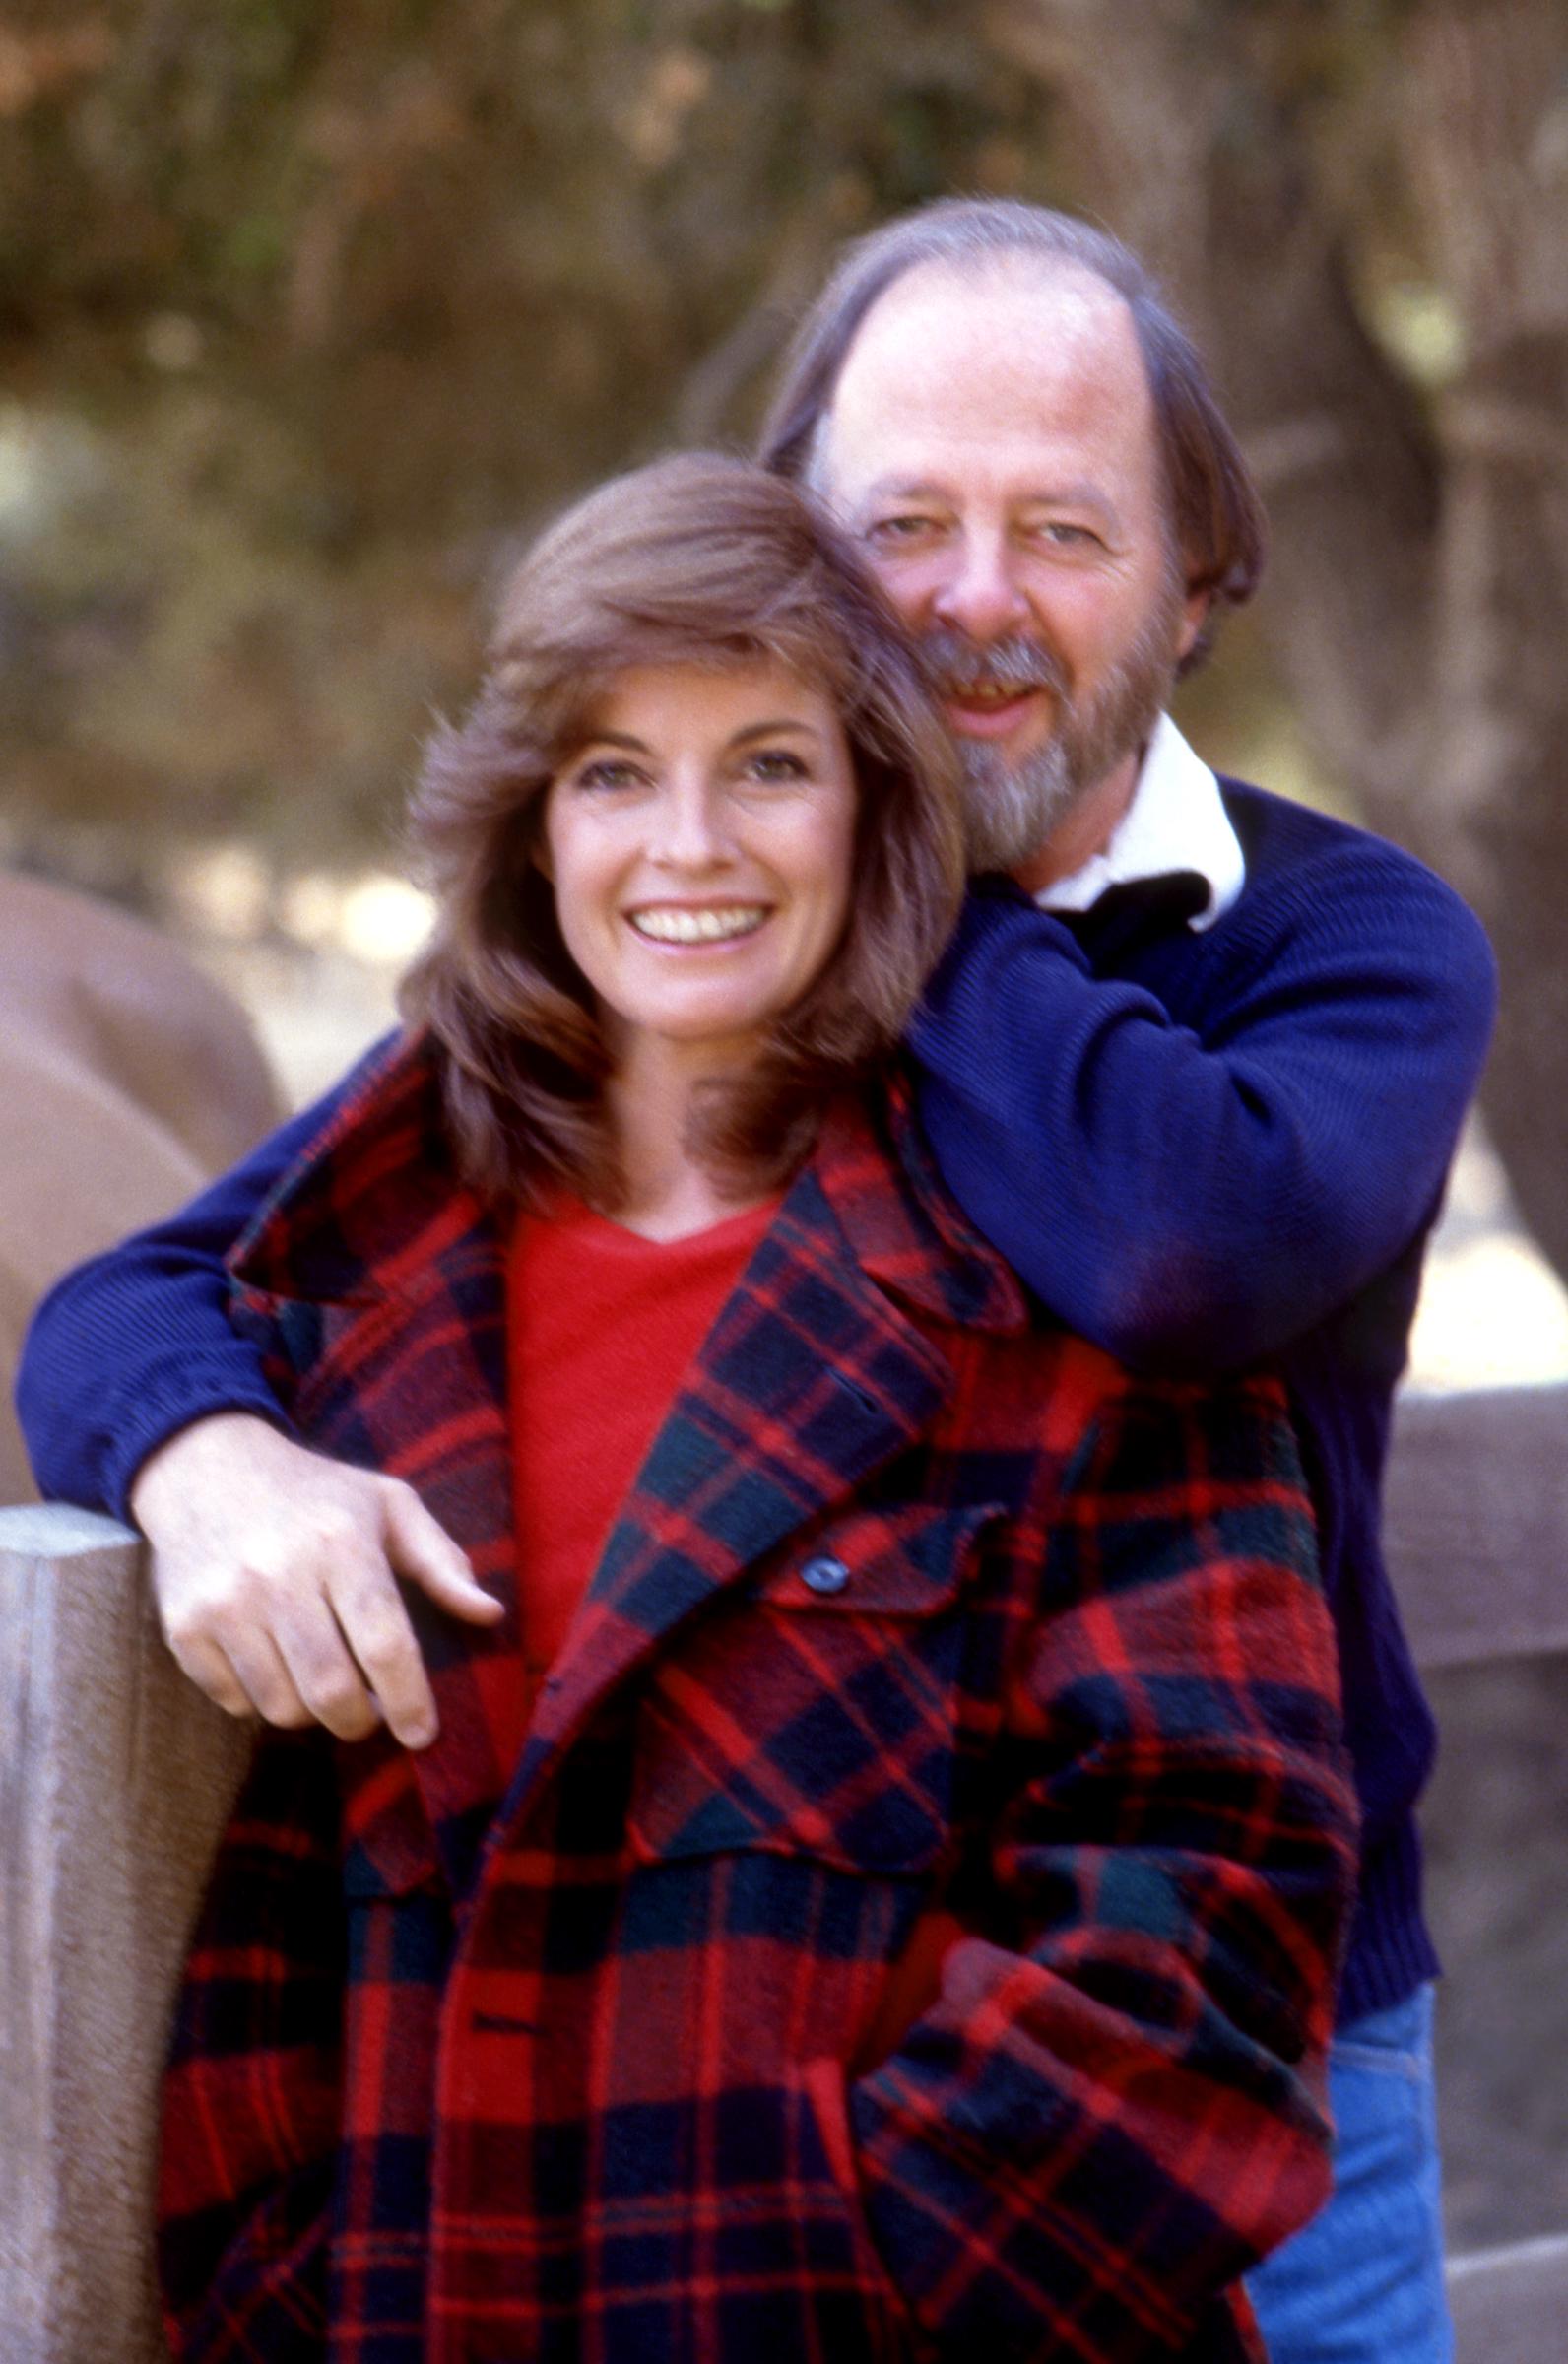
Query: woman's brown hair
xmin=401 ymin=451 xmax=964 ymax=1208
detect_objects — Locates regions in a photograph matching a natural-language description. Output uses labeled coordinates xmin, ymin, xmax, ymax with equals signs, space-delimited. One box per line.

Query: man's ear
xmin=1177 ymin=585 xmax=1209 ymax=665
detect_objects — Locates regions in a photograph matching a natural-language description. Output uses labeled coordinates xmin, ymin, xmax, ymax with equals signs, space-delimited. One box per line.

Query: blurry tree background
xmin=3 ymin=0 xmax=1566 ymax=1244
xmin=4 ymin=0 xmax=1568 ymax=2254
xmin=5 ymin=0 xmax=1567 ymax=1261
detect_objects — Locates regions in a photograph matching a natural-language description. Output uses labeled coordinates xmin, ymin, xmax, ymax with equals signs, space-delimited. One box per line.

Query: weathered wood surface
xmin=1447 ymin=2230 xmax=1568 ymax=2364
xmin=1384 ymin=1384 xmax=1568 ymax=1670
xmin=0 ymin=1506 xmax=251 ymax=2364
xmin=1 ymin=1379 xmax=1565 ymax=2360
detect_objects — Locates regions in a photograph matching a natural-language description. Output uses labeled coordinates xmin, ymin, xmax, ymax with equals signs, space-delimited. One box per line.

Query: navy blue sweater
xmin=908 ymin=782 xmax=1496 ymax=2021
xmin=17 ymin=777 xmax=1495 ymax=2023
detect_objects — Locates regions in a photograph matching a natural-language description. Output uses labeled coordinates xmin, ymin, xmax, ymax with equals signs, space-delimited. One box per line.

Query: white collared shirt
xmin=1035 ymin=714 xmax=1245 ymax=931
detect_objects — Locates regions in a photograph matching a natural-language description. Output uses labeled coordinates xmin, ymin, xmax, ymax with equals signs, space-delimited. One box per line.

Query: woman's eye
xmin=572 ymin=757 xmax=644 ymax=792
xmin=742 ymin=749 xmax=810 ymax=786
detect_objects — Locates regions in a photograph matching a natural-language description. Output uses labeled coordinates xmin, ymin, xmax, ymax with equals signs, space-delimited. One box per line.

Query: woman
xmin=154 ymin=454 xmax=1353 ymax=2363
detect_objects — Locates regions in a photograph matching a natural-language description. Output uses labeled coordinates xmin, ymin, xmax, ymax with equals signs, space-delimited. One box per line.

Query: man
xmin=761 ymin=204 xmax=1494 ymax=2364
xmin=20 ymin=202 xmax=1492 ymax=2360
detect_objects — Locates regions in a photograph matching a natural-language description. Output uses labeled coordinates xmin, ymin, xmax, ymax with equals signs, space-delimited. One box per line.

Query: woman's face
xmin=544 ymin=658 xmax=858 ymax=1070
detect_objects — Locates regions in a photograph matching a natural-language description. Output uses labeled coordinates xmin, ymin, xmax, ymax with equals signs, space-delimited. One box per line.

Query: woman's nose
xmin=648 ymin=773 xmax=732 ymax=868
xmin=931 ymin=532 xmax=1030 ymax=641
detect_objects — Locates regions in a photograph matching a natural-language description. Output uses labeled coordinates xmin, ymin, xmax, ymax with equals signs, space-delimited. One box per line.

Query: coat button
xmin=800 ymin=1553 xmax=850 ymax=1596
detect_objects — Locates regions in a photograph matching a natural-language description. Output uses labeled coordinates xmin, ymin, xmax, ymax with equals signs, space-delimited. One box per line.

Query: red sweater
xmin=506 ymin=1186 xmax=960 ymax=2066
xmin=506 ymin=1192 xmax=776 ymax=1706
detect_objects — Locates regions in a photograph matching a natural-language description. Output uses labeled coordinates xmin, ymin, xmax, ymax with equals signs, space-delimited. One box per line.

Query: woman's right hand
xmin=128 ymin=1412 xmax=503 ymax=1746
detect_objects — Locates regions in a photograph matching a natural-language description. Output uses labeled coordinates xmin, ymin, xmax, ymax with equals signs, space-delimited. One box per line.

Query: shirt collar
xmin=1034 ymin=714 xmax=1245 ymax=931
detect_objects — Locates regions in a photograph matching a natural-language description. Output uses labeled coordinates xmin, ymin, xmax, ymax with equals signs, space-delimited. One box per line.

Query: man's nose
xmin=931 ymin=532 xmax=1030 ymax=641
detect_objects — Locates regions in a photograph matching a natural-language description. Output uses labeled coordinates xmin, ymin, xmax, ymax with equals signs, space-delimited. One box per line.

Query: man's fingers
xmin=136 ymin=1414 xmax=493 ymax=1748
xmin=213 ymin=1628 xmax=316 ymax=1731
xmin=321 ymin=1560 xmax=440 ymax=1749
xmin=168 ymin=1630 xmax=258 ymax=1722
xmin=380 ymin=1479 xmax=502 ymax=1624
xmin=270 ymin=1596 xmax=387 ymax=1743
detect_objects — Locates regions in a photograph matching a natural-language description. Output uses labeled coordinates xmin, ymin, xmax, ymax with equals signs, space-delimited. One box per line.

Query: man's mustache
xmin=919 ymin=629 xmax=1068 ymax=699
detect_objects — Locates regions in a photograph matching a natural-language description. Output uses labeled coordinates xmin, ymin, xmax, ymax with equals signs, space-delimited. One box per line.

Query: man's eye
xmin=1030 ymin=521 xmax=1100 ymax=551
xmin=866 ymin=513 xmax=942 ymax=547
xmin=742 ymin=749 xmax=809 ymax=785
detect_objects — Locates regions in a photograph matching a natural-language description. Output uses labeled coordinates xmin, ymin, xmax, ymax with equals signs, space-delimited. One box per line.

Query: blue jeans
xmin=1247 ymin=1986 xmax=1451 ymax=2364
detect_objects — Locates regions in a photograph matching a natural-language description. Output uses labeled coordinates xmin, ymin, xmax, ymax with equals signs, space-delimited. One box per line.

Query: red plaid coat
xmin=158 ymin=1033 xmax=1355 ymax=2364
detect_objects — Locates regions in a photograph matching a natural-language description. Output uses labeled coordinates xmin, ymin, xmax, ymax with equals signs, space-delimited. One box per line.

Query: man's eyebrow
xmin=1017 ymin=480 xmax=1123 ymax=530
xmin=852 ymin=475 xmax=1125 ymax=533
xmin=854 ymin=476 xmax=951 ymax=508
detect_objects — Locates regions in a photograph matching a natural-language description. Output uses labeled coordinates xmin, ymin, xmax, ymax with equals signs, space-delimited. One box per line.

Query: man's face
xmin=816 ymin=259 xmax=1204 ymax=872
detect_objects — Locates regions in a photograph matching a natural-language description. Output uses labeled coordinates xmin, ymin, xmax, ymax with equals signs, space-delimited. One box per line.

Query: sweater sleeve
xmin=906 ymin=852 xmax=1497 ymax=1374
xmin=15 ymin=1064 xmax=364 ymax=1520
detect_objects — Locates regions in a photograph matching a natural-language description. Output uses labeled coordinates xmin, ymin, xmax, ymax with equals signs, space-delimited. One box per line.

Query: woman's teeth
xmin=629 ymin=904 xmax=768 ymax=944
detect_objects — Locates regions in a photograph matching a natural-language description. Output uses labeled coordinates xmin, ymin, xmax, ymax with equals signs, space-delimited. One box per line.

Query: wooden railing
xmin=1377 ymin=1384 xmax=1568 ymax=2363
xmin=2 ymin=1383 xmax=1566 ymax=2361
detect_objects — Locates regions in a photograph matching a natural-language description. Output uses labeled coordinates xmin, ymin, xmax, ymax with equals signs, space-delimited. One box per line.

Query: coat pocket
xmin=626 ymin=1502 xmax=1002 ymax=1878
xmin=337 ymin=1747 xmax=450 ymax=2134
xmin=796 ymin=2056 xmax=927 ymax=2361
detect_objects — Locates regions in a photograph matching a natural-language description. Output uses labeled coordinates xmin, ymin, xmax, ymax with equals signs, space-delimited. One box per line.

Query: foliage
xmin=5 ymin=0 xmax=1568 ymax=1265
xmin=988 ymin=0 xmax=1568 ymax=1270
xmin=0 ymin=0 xmax=1058 ymax=868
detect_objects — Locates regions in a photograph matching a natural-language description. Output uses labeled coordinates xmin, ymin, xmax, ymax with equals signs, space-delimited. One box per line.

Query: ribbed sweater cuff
xmin=1337 ymin=1818 xmax=1441 ymax=2026
xmin=99 ymin=1357 xmax=298 ymax=1526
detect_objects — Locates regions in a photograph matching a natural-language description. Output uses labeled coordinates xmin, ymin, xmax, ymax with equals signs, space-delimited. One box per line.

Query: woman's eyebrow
xmin=729 ymin=718 xmax=823 ymax=747
xmin=572 ymin=720 xmax=823 ymax=755
xmin=574 ymin=728 xmax=649 ymax=753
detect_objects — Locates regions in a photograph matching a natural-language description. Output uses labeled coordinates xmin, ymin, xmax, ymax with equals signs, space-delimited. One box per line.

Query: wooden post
xmin=1384 ymin=1384 xmax=1568 ymax=2363
xmin=0 ymin=1504 xmax=251 ymax=2364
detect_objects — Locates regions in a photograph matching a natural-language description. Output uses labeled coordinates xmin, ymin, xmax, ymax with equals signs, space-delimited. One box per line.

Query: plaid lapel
xmin=229 ymin=1038 xmax=1030 ymax=1891
xmin=510 ymin=1162 xmax=964 ymax=1822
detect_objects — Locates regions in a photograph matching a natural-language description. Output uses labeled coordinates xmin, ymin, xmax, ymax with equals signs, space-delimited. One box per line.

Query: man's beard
xmin=926 ymin=579 xmax=1187 ymax=874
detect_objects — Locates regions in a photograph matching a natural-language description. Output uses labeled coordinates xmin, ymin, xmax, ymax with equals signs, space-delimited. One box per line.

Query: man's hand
xmin=129 ymin=1412 xmax=504 ymax=1747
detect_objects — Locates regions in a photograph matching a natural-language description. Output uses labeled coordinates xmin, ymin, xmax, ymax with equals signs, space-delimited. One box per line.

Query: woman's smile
xmin=625 ymin=901 xmax=772 ymax=945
